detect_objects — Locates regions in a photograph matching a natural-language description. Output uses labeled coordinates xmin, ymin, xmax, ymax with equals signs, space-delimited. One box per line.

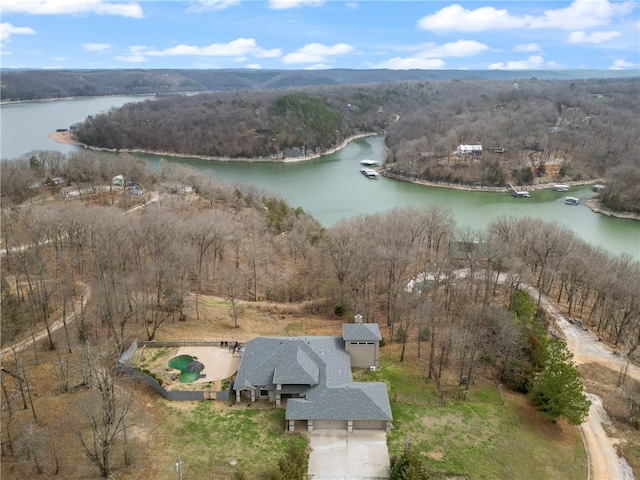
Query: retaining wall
xmin=118 ymin=340 xmax=237 ymax=402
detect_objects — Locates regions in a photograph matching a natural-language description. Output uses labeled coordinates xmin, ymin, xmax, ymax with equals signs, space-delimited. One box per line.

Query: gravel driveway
xmin=533 ymin=289 xmax=638 ymax=480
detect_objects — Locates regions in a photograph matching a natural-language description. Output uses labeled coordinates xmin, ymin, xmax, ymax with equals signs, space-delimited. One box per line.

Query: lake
xmin=2 ymin=95 xmax=638 ymax=260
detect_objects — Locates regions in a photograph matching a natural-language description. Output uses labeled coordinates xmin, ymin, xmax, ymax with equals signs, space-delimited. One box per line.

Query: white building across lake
xmin=457 ymin=144 xmax=483 ymax=156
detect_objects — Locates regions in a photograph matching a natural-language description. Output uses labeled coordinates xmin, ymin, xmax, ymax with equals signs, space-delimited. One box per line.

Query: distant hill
xmin=1 ymin=68 xmax=636 ymax=102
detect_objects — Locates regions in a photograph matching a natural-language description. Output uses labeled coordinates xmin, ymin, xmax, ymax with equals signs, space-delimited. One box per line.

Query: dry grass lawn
xmin=2 ymin=292 xmax=633 ymax=479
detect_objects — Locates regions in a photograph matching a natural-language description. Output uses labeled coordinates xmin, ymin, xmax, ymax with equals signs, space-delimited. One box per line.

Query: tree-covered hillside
xmin=70 ymin=78 xmax=640 ymax=213
xmin=2 ymin=152 xmax=639 ymax=478
xmin=2 ymin=68 xmax=634 ymax=102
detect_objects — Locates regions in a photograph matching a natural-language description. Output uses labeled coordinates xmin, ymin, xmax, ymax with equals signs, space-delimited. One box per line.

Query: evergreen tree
xmin=266 ymin=441 xmax=308 ymax=480
xmin=389 ymin=441 xmax=429 ymax=480
xmin=529 ymin=338 xmax=590 ymax=425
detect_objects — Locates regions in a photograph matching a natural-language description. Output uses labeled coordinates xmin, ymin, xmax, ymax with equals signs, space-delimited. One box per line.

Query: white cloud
xmin=82 ymin=42 xmax=113 ymax=53
xmin=489 ymin=55 xmax=547 ymax=70
xmin=2 ymin=0 xmax=144 ymax=18
xmin=115 ymin=39 xmax=282 ymax=63
xmin=114 ymin=45 xmax=148 ymax=63
xmin=374 ymin=57 xmax=446 ymax=70
xmin=0 ymin=22 xmax=36 ymax=42
xmin=418 ymin=4 xmax=528 ymax=32
xmin=253 ymin=47 xmax=282 ymax=59
xmin=268 ymin=0 xmax=323 ymax=10
xmin=528 ymin=0 xmax=634 ymax=30
xmin=246 ymin=63 xmax=262 ymax=69
xmin=371 ymin=40 xmax=486 ymax=69
xmin=418 ymin=0 xmax=635 ymax=33
xmin=304 ymin=63 xmax=333 ymax=70
xmin=513 ymin=43 xmax=541 ymax=53
xmin=186 ymin=0 xmax=241 ymax=13
xmin=282 ymin=42 xmax=354 ymax=64
xmin=145 ymin=38 xmax=281 ymax=58
xmin=568 ymin=30 xmax=620 ymax=44
xmin=609 ymin=59 xmax=636 ymax=69
xmin=423 ymin=40 xmax=489 ymax=58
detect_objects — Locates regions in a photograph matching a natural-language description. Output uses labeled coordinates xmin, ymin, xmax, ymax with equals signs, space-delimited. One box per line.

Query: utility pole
xmin=175 ymin=453 xmax=183 ymax=480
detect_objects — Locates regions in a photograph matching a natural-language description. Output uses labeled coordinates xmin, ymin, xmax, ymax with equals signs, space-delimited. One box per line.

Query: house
xmin=112 ymin=175 xmax=124 ymax=187
xmin=233 ymin=323 xmax=392 ymax=433
xmin=457 ymin=144 xmax=483 ymax=156
xmin=449 ymin=240 xmax=489 ymax=260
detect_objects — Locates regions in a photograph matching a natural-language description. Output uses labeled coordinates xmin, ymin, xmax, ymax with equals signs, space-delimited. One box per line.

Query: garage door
xmin=349 ymin=344 xmax=376 ymax=369
xmin=353 ymin=420 xmax=386 ymax=430
xmin=314 ymin=420 xmax=348 ymax=430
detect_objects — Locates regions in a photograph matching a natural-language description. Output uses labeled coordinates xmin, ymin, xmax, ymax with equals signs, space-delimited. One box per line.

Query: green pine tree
xmin=529 ymin=338 xmax=591 ymax=425
xmin=389 ymin=442 xmax=429 ymax=480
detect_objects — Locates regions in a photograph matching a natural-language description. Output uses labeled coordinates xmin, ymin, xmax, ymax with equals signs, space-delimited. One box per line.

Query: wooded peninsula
xmin=61 ymin=76 xmax=640 ymax=215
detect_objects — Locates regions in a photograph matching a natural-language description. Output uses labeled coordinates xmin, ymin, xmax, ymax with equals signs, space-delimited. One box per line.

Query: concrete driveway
xmin=308 ymin=429 xmax=390 ymax=479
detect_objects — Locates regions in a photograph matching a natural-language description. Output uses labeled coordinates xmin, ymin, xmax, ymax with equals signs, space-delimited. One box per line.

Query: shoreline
xmin=2 ymin=93 xmax=157 ymax=106
xmin=584 ymin=198 xmax=640 ymax=221
xmin=48 ymin=130 xmax=638 ymax=222
xmin=381 ymin=170 xmax=601 ymax=193
xmin=47 ymin=130 xmax=377 ymax=163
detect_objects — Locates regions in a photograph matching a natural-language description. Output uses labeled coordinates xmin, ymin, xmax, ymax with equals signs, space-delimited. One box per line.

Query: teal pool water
xmin=167 ymin=354 xmax=204 ymax=383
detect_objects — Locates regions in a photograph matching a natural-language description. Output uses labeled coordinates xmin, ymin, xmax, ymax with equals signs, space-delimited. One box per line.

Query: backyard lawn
xmin=357 ymin=346 xmax=587 ymax=480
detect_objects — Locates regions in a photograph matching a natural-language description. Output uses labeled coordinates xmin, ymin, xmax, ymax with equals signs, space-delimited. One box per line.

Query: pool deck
xmin=175 ymin=345 xmax=241 ymax=384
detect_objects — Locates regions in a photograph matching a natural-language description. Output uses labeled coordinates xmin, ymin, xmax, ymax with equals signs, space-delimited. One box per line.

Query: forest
xmin=1 ymin=150 xmax=639 ymax=478
xmin=69 ymin=77 xmax=640 ymax=213
xmin=2 ymin=68 xmax=632 ymax=102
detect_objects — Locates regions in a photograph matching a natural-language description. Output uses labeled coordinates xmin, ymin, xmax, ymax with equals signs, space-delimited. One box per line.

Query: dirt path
xmin=1 ymin=282 xmax=91 ymax=358
xmin=528 ymin=288 xmax=637 ymax=480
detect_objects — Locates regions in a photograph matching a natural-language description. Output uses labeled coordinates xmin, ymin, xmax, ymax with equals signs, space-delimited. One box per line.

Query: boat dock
xmin=360 ymin=159 xmax=380 ymax=167
xmin=360 ymin=168 xmax=381 ymax=179
xmin=508 ymin=183 xmax=530 ymax=197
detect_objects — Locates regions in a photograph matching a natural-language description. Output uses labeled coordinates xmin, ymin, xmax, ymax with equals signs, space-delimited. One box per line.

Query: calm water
xmin=2 ymin=96 xmax=639 ymax=259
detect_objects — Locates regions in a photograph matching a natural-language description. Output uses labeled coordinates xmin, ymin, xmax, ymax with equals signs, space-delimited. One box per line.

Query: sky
xmin=1 ymin=0 xmax=639 ymax=71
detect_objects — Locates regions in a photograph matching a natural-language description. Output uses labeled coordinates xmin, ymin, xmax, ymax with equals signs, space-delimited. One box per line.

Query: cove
xmin=2 ymin=96 xmax=638 ymax=260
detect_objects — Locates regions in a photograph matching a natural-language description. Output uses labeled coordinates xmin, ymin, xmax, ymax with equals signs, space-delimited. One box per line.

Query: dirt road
xmin=530 ymin=288 xmax=637 ymax=480
xmin=1 ymin=282 xmax=91 ymax=358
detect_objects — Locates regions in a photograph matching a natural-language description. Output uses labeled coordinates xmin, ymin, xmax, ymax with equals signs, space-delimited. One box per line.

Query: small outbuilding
xmin=457 ymin=144 xmax=483 ymax=156
xmin=342 ymin=323 xmax=381 ymax=369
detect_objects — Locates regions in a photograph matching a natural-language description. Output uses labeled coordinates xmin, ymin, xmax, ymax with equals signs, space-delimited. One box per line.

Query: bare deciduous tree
xmin=74 ymin=341 xmax=134 ymax=478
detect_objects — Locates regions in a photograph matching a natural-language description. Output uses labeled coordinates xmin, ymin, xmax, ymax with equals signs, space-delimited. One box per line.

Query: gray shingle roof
xmin=286 ymin=383 xmax=392 ymax=421
xmin=273 ymin=346 xmax=319 ymax=385
xmin=234 ymin=337 xmax=349 ymax=391
xmin=342 ymin=323 xmax=382 ymax=341
xmin=234 ymin=334 xmax=391 ymax=423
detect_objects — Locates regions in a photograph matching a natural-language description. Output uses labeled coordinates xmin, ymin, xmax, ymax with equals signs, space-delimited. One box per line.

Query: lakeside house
xmin=233 ymin=322 xmax=392 ymax=433
xmin=457 ymin=144 xmax=483 ymax=157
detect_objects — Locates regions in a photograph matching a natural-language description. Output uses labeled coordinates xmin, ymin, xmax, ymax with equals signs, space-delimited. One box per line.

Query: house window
xmin=259 ymin=389 xmax=269 ymax=398
xmin=350 ymin=342 xmax=375 ymax=345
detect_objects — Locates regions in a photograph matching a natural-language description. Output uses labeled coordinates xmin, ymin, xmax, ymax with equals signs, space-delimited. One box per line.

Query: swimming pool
xmin=167 ymin=354 xmax=204 ymax=383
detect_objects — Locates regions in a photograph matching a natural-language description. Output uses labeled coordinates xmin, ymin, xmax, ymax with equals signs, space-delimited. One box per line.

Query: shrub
xmin=264 ymin=441 xmax=308 ymax=479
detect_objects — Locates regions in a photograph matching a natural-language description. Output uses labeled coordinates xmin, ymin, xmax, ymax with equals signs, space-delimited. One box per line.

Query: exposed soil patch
xmin=424 ymin=450 xmax=444 ymax=460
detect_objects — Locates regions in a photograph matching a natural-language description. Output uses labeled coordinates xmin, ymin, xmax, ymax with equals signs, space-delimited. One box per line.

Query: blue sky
xmin=1 ymin=0 xmax=638 ymax=71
